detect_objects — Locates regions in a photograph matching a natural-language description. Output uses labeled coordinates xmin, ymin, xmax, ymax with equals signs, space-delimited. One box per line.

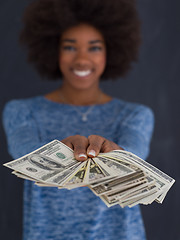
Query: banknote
xmin=119 ymin=185 xmax=159 ymax=208
xmin=95 ymin=156 xmax=138 ymax=177
xmin=99 ymin=194 xmax=119 ymax=208
xmin=62 ymin=160 xmax=89 ymax=189
xmin=45 ymin=161 xmax=82 ymax=186
xmin=4 ymin=140 xmax=79 ymax=185
xmin=100 ymin=151 xmax=175 ymax=203
xmin=91 ymin=175 xmax=147 ymax=196
xmin=103 ymin=150 xmax=175 ymax=189
xmin=4 ymin=140 xmax=175 ymax=208
xmin=12 ymin=171 xmax=38 ymax=181
xmin=103 ymin=179 xmax=155 ymax=203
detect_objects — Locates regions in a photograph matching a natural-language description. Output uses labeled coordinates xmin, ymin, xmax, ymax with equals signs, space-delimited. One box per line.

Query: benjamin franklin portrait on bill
xmin=28 ymin=154 xmax=63 ymax=171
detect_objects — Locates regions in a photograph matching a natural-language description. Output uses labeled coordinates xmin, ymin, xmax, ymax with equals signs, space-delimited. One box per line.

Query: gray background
xmin=0 ymin=0 xmax=179 ymax=239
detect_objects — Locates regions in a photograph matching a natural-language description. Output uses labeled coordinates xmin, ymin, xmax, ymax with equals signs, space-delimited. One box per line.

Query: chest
xmin=32 ymin=107 xmax=124 ymax=143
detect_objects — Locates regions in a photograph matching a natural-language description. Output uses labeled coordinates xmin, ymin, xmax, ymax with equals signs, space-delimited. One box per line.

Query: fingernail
xmin=78 ymin=153 xmax=87 ymax=159
xmin=88 ymin=150 xmax=96 ymax=157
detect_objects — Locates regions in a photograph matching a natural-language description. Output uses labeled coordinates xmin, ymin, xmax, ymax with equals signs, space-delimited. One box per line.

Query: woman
xmin=3 ymin=0 xmax=154 ymax=239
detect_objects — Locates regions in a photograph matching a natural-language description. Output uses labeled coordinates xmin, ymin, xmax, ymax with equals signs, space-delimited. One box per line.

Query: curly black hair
xmin=20 ymin=0 xmax=141 ymax=81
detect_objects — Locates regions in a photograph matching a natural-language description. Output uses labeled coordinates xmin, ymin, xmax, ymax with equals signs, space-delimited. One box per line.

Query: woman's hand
xmin=61 ymin=135 xmax=123 ymax=161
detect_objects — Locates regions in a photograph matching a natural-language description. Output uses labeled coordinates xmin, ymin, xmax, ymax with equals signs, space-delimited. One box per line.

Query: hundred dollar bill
xmin=91 ymin=174 xmax=146 ymax=197
xmin=119 ymin=185 xmax=158 ymax=208
xmin=155 ymin=191 xmax=168 ymax=203
xmin=104 ymin=179 xmax=155 ymax=203
xmin=88 ymin=175 xmax=117 ymax=188
xmin=107 ymin=150 xmax=175 ymax=187
xmin=92 ymin=178 xmax=146 ymax=198
xmin=116 ymin=180 xmax=157 ymax=202
xmin=4 ymin=140 xmax=79 ymax=185
xmin=100 ymin=150 xmax=175 ymax=203
xmin=63 ymin=157 xmax=118 ymax=189
xmin=12 ymin=171 xmax=38 ymax=181
xmin=99 ymin=194 xmax=119 ymax=208
xmin=62 ymin=160 xmax=90 ymax=189
xmin=90 ymin=170 xmax=145 ymax=195
xmin=101 ymin=170 xmax=145 ymax=189
xmin=103 ymin=159 xmax=169 ymax=205
xmin=97 ymin=155 xmax=140 ymax=176
xmin=45 ymin=161 xmax=82 ymax=186
xmin=12 ymin=171 xmax=63 ymax=188
xmin=93 ymin=157 xmax=145 ymax=192
xmin=12 ymin=171 xmax=60 ymax=187
xmin=86 ymin=158 xmax=115 ymax=184
xmin=35 ymin=182 xmax=59 ymax=187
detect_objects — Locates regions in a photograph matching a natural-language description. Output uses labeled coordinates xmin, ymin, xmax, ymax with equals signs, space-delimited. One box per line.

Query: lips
xmin=73 ymin=70 xmax=92 ymax=77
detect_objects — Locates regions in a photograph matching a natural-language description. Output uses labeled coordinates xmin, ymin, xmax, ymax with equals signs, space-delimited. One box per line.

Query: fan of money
xmin=3 ymin=140 xmax=175 ymax=208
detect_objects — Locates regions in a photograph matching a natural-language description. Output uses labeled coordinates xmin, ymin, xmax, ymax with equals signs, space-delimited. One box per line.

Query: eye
xmin=89 ymin=46 xmax=102 ymax=52
xmin=62 ymin=46 xmax=76 ymax=51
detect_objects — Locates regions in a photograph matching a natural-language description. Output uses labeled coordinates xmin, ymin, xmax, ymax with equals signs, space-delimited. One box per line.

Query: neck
xmin=45 ymin=83 xmax=112 ymax=106
xmin=59 ymin=84 xmax=103 ymax=106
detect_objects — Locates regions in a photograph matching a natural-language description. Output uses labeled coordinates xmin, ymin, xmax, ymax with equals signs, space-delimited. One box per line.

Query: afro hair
xmin=20 ymin=0 xmax=142 ymax=81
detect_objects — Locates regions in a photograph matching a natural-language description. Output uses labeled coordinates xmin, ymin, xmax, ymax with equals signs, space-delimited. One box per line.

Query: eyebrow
xmin=89 ymin=40 xmax=104 ymax=44
xmin=61 ymin=39 xmax=104 ymax=44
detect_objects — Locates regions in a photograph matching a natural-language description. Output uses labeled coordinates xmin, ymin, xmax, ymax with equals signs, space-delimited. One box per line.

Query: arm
xmin=117 ymin=105 xmax=154 ymax=160
xmin=2 ymin=100 xmax=48 ymax=159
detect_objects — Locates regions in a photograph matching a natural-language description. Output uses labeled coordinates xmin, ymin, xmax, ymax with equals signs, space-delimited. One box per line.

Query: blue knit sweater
xmin=3 ymin=96 xmax=154 ymax=240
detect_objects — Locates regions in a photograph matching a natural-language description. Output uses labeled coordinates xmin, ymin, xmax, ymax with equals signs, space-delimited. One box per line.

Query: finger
xmin=87 ymin=135 xmax=105 ymax=157
xmin=71 ymin=135 xmax=89 ymax=161
xmin=61 ymin=138 xmax=74 ymax=150
xmin=101 ymin=140 xmax=123 ymax=153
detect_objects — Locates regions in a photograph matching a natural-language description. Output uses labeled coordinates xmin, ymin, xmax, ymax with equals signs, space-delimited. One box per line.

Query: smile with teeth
xmin=73 ymin=70 xmax=92 ymax=77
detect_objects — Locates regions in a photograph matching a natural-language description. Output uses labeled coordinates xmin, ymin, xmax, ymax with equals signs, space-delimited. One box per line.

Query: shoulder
xmin=113 ymin=98 xmax=154 ymax=126
xmin=113 ymin=98 xmax=153 ymax=115
xmin=2 ymin=96 xmax=43 ymax=127
xmin=3 ymin=96 xmax=43 ymax=115
xmin=3 ymin=99 xmax=28 ymax=114
xmin=115 ymin=98 xmax=152 ymax=112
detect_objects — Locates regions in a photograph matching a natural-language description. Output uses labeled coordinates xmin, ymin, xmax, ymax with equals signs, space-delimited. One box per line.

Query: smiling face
xmin=59 ymin=24 xmax=106 ymax=91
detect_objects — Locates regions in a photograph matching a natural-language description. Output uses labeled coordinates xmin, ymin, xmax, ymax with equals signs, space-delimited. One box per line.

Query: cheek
xmin=59 ymin=50 xmax=71 ymax=64
xmin=97 ymin=55 xmax=106 ymax=72
xmin=58 ymin=55 xmax=69 ymax=71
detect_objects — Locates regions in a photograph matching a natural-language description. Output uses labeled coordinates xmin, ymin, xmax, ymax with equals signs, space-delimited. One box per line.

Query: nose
xmin=74 ymin=50 xmax=90 ymax=68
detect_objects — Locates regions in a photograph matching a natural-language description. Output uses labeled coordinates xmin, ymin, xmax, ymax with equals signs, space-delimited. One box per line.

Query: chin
xmin=72 ymin=84 xmax=95 ymax=91
xmin=70 ymin=79 xmax=98 ymax=90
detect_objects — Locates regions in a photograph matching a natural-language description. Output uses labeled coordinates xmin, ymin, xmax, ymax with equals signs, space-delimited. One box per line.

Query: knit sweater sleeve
xmin=117 ymin=105 xmax=154 ymax=160
xmin=2 ymin=100 xmax=47 ymax=159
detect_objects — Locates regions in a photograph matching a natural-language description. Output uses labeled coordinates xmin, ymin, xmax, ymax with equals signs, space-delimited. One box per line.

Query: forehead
xmin=60 ymin=24 xmax=105 ymax=43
